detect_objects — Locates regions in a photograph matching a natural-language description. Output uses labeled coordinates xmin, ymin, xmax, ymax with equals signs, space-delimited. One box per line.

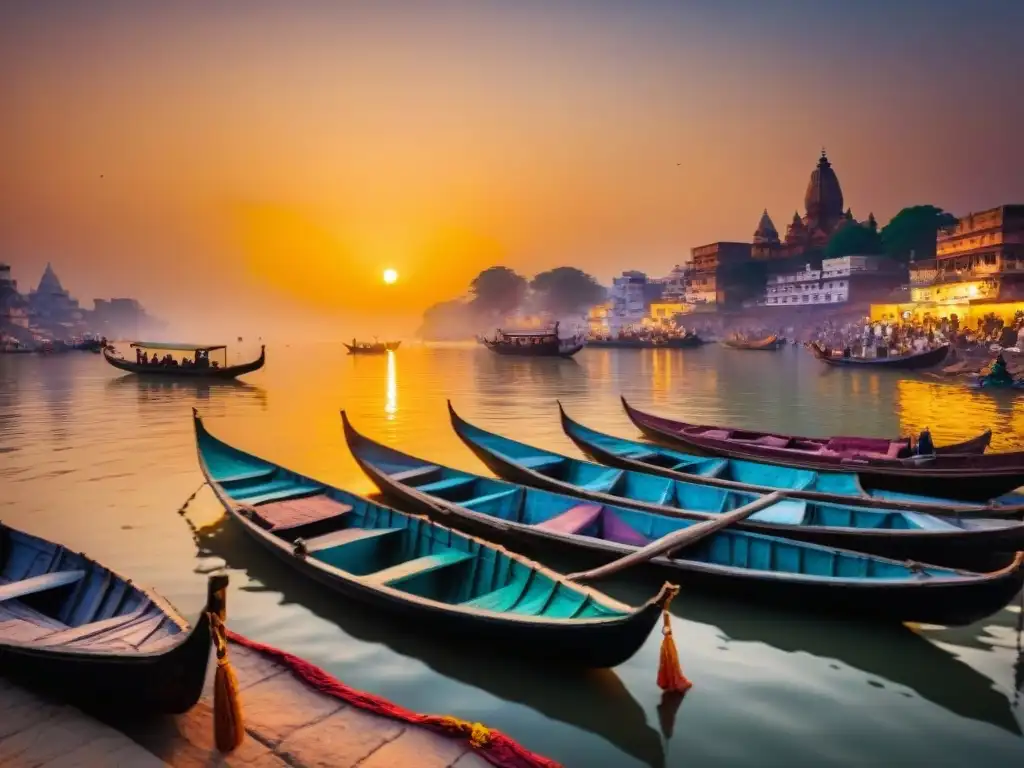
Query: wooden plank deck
xmin=1 ymin=638 xmax=501 ymax=767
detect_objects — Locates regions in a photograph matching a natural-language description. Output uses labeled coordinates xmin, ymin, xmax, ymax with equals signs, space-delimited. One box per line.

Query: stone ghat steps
xmin=1 ymin=638 xmax=523 ymax=768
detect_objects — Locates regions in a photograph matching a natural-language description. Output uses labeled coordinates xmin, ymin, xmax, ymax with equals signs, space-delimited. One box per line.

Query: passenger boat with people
xmin=0 ymin=522 xmax=221 ymax=714
xmin=341 ymin=413 xmax=1024 ymax=625
xmin=447 ymin=403 xmax=1024 ymax=567
xmin=558 ymin=403 xmax=1016 ymax=515
xmin=810 ymin=342 xmax=950 ymax=369
xmin=621 ymin=398 xmax=1023 ymax=500
xmin=481 ymin=322 xmax=586 ymax=357
xmin=103 ymin=342 xmax=265 ymax=379
xmin=721 ymin=334 xmax=785 ymax=351
xmin=192 ymin=410 xmax=671 ymax=668
xmin=588 ymin=332 xmax=704 ymax=349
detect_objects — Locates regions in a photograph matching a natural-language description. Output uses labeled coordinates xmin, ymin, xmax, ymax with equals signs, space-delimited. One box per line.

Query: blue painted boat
xmin=0 ymin=523 xmax=220 ymax=714
xmin=448 ymin=403 xmax=1024 ymax=569
xmin=192 ymin=410 xmax=673 ymax=668
xmin=342 ymin=411 xmax=1024 ymax=625
xmin=558 ymin=403 xmax=1023 ymax=518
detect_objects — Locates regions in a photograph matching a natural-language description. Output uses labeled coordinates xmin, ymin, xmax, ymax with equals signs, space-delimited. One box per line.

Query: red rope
xmin=226 ymin=630 xmax=562 ymax=768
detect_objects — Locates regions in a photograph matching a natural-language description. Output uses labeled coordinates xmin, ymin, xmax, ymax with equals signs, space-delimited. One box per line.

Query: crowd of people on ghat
xmin=134 ymin=348 xmax=219 ymax=369
xmin=809 ymin=311 xmax=1024 ymax=358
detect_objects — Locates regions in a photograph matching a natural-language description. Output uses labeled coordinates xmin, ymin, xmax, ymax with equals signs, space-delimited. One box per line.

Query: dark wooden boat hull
xmin=483 ymin=340 xmax=585 ymax=357
xmin=103 ymin=346 xmax=265 ymax=379
xmin=622 ymin=399 xmax=1024 ymax=501
xmin=0 ymin=613 xmax=213 ymax=715
xmin=450 ymin=406 xmax=1024 ymax=570
xmin=811 ymin=342 xmax=951 ymax=369
xmin=343 ymin=425 xmax=1024 ymax=625
xmin=0 ymin=526 xmax=217 ymax=715
xmin=193 ymin=414 xmax=668 ymax=669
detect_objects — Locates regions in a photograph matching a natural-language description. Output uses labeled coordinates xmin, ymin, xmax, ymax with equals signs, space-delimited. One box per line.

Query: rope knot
xmin=437 ymin=716 xmax=492 ymax=748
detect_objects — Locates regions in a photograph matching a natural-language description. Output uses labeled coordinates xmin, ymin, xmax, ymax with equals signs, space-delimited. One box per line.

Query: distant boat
xmin=103 ymin=342 xmax=265 ymax=379
xmin=588 ymin=333 xmax=704 ymax=349
xmin=810 ymin=342 xmax=950 ymax=370
xmin=721 ymin=334 xmax=785 ymax=351
xmin=0 ymin=522 xmax=220 ymax=715
xmin=344 ymin=340 xmax=398 ymax=355
xmin=481 ymin=321 xmax=585 ymax=357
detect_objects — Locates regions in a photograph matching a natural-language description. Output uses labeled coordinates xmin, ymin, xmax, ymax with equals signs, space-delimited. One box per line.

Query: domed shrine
xmin=753 ymin=150 xmax=857 ymax=260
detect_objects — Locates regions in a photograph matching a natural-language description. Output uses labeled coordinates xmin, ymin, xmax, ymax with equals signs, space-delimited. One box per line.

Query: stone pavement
xmin=1 ymin=641 xmax=505 ymax=767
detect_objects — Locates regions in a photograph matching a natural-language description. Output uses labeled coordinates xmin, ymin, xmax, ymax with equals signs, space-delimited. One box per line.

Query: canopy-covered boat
xmin=721 ymin=335 xmax=784 ymax=351
xmin=192 ymin=410 xmax=671 ymax=668
xmin=448 ymin=403 xmax=1024 ymax=567
xmin=481 ymin=322 xmax=586 ymax=357
xmin=0 ymin=523 xmax=220 ymax=714
xmin=621 ymin=398 xmax=1024 ymax=501
xmin=559 ymin=404 xmax=1016 ymax=515
xmin=103 ymin=342 xmax=265 ymax=379
xmin=341 ymin=413 xmax=1024 ymax=625
xmin=810 ymin=342 xmax=950 ymax=369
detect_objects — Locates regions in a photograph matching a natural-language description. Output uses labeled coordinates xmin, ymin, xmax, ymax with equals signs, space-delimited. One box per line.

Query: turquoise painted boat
xmin=342 ymin=411 xmax=1024 ymax=625
xmin=192 ymin=410 xmax=673 ymax=668
xmin=448 ymin=403 xmax=1024 ymax=569
xmin=558 ymin=403 xmax=1023 ymax=517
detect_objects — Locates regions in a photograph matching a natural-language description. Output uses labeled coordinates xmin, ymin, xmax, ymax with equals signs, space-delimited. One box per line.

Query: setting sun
xmin=383 ymin=268 xmax=398 ymax=285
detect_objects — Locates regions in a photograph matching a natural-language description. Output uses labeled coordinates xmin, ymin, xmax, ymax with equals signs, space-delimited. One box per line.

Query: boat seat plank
xmin=750 ymin=500 xmax=808 ymax=526
xmin=303 ymin=527 xmax=403 ymax=554
xmin=365 ymin=549 xmax=474 ymax=586
xmin=461 ymin=581 xmax=529 ymax=612
xmin=238 ymin=483 xmax=324 ymax=506
xmin=0 ymin=570 xmax=86 ymax=604
xmin=0 ymin=600 xmax=67 ymax=630
xmin=461 ymin=488 xmax=521 ymax=510
xmin=249 ymin=494 xmax=353 ymax=532
xmin=391 ymin=465 xmax=441 ymax=483
xmin=217 ymin=466 xmax=276 ymax=484
xmin=34 ymin=604 xmax=153 ymax=647
xmin=417 ymin=477 xmax=476 ymax=495
xmin=622 ymin=448 xmax=657 ymax=461
xmin=0 ymin=618 xmax=60 ymax=643
xmin=517 ymin=455 xmax=565 ymax=471
xmin=534 ymin=503 xmax=603 ymax=535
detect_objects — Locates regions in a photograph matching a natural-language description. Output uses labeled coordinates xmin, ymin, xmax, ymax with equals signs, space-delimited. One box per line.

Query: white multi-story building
xmin=762 ymin=255 xmax=902 ymax=308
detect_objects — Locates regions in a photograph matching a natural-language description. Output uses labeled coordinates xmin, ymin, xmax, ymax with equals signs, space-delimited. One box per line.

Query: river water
xmin=1 ymin=342 xmax=1022 ymax=767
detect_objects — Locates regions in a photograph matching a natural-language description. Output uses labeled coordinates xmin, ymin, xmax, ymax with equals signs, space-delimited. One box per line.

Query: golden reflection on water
xmin=896 ymin=379 xmax=1024 ymax=451
xmin=385 ymin=349 xmax=398 ymax=419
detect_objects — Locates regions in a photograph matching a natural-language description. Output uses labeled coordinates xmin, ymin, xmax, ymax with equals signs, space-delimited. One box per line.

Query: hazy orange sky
xmin=2 ymin=1 xmax=1023 ymax=336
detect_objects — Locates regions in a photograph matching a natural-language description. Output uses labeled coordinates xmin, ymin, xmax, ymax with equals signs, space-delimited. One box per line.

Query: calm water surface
xmin=2 ymin=343 xmax=1022 ymax=767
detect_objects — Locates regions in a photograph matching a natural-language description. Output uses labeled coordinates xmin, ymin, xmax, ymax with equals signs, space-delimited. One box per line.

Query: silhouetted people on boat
xmin=915 ymin=428 xmax=935 ymax=456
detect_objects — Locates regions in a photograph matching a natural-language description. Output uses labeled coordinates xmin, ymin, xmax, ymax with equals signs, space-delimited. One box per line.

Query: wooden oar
xmin=568 ymin=491 xmax=786 ymax=582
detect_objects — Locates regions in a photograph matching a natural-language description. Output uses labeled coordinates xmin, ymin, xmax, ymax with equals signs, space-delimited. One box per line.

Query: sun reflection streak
xmin=385 ymin=349 xmax=398 ymax=419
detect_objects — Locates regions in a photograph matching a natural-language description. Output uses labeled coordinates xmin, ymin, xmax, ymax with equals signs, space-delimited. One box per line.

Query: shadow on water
xmin=602 ymin=575 xmax=1023 ymax=737
xmin=104 ymin=375 xmax=268 ymax=410
xmin=195 ymin=516 xmax=667 ymax=768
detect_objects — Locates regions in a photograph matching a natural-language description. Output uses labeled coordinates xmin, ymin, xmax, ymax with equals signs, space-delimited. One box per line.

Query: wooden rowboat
xmin=104 ymin=343 xmax=265 ymax=380
xmin=192 ymin=410 xmax=672 ymax=668
xmin=559 ymin=404 xmax=1017 ymax=517
xmin=0 ymin=522 xmax=219 ymax=714
xmin=721 ymin=334 xmax=785 ymax=351
xmin=342 ymin=412 xmax=1024 ymax=625
xmin=345 ymin=341 xmax=400 ymax=355
xmin=448 ymin=404 xmax=1024 ymax=568
xmin=810 ymin=342 xmax=950 ymax=369
xmin=621 ymin=398 xmax=1024 ymax=501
